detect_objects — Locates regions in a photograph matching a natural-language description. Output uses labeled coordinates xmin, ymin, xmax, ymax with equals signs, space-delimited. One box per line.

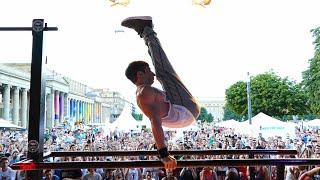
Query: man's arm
xmin=137 ymin=86 xmax=177 ymax=171
xmin=180 ymin=167 xmax=186 ymax=177
xmin=191 ymin=168 xmax=197 ymax=179
xmin=299 ymin=167 xmax=320 ymax=180
xmin=137 ymin=86 xmax=166 ymax=149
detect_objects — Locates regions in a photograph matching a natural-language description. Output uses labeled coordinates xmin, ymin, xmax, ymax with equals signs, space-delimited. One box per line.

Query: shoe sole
xmin=121 ymin=16 xmax=152 ymax=27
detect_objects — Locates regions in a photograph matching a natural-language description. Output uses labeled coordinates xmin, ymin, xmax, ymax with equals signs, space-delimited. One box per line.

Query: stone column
xmin=99 ymin=104 xmax=102 ymax=123
xmin=75 ymin=100 xmax=79 ymax=121
xmin=79 ymin=101 xmax=82 ymax=121
xmin=64 ymin=94 xmax=68 ymax=119
xmin=93 ymin=103 xmax=97 ymax=123
xmin=72 ymin=99 xmax=75 ymax=118
xmin=21 ymin=88 xmax=28 ymax=128
xmin=91 ymin=103 xmax=93 ymax=122
xmin=46 ymin=89 xmax=54 ymax=129
xmin=80 ymin=101 xmax=83 ymax=122
xmin=86 ymin=103 xmax=89 ymax=123
xmin=3 ymin=84 xmax=11 ymax=121
xmin=85 ymin=102 xmax=88 ymax=122
xmin=54 ymin=90 xmax=60 ymax=126
xmin=12 ymin=86 xmax=20 ymax=125
xmin=59 ymin=92 xmax=64 ymax=123
xmin=69 ymin=99 xmax=73 ymax=118
xmin=88 ymin=103 xmax=92 ymax=122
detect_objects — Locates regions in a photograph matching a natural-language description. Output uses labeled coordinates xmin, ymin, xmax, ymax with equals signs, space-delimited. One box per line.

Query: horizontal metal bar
xmin=0 ymin=27 xmax=58 ymax=31
xmin=45 ymin=149 xmax=297 ymax=158
xmin=11 ymin=159 xmax=320 ymax=170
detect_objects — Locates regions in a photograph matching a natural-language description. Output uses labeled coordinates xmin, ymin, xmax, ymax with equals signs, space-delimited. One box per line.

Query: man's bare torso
xmin=136 ymin=85 xmax=170 ymax=120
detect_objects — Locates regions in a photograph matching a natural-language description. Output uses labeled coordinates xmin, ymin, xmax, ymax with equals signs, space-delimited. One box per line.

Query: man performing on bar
xmin=123 ymin=16 xmax=201 ymax=171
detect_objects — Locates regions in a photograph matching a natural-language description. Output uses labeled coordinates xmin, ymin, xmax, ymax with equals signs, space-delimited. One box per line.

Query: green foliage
xmin=223 ymin=105 xmax=243 ymax=121
xmin=302 ymin=27 xmax=320 ymax=116
xmin=225 ymin=81 xmax=249 ymax=117
xmin=197 ymin=107 xmax=214 ymax=123
xmin=225 ymin=72 xmax=309 ymax=120
xmin=207 ymin=113 xmax=214 ymax=123
xmin=132 ymin=113 xmax=143 ymax=121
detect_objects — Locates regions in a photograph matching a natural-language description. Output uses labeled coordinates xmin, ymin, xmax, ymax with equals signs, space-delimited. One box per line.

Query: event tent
xmin=215 ymin=119 xmax=240 ymax=128
xmin=304 ymin=119 xmax=320 ymax=127
xmin=136 ymin=115 xmax=151 ymax=129
xmin=249 ymin=112 xmax=288 ymax=127
xmin=0 ymin=118 xmax=24 ymax=130
xmin=111 ymin=103 xmax=140 ymax=132
xmin=237 ymin=112 xmax=296 ymax=138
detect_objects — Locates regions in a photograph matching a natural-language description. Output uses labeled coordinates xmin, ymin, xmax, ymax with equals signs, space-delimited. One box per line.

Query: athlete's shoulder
xmin=136 ymin=85 xmax=158 ymax=104
xmin=137 ymin=85 xmax=156 ymax=96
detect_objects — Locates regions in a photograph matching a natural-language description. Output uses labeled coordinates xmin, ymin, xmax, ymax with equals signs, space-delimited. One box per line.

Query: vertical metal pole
xmin=276 ymin=164 xmax=285 ymax=180
xmin=249 ymin=153 xmax=255 ymax=180
xmin=247 ymin=72 xmax=252 ymax=125
xmin=26 ymin=19 xmax=46 ymax=179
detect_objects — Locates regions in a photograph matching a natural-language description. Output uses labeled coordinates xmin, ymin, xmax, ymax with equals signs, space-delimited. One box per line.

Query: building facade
xmin=0 ymin=63 xmax=131 ymax=129
xmin=198 ymin=97 xmax=225 ymax=121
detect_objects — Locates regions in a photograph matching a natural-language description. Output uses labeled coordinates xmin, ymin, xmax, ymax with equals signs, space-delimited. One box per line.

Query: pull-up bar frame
xmin=0 ymin=19 xmax=57 ymax=179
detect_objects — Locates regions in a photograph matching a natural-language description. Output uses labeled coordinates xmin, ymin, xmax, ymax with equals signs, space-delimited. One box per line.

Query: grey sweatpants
xmin=142 ymin=27 xmax=200 ymax=119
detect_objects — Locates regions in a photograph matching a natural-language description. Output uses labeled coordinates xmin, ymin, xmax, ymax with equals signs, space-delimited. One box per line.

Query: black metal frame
xmin=44 ymin=149 xmax=298 ymax=158
xmin=0 ymin=19 xmax=57 ymax=179
xmin=11 ymin=159 xmax=320 ymax=169
xmin=14 ymin=149 xmax=305 ymax=179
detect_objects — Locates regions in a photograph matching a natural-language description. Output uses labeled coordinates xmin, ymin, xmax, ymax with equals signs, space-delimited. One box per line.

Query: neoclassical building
xmin=0 ymin=63 xmax=130 ymax=129
xmin=198 ymin=97 xmax=225 ymax=121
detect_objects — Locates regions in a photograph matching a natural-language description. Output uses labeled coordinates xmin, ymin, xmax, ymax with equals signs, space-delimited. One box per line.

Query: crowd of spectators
xmin=0 ymin=122 xmax=319 ymax=180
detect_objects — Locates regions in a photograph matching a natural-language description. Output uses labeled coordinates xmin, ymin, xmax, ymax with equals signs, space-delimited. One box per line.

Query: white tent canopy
xmin=304 ymin=119 xmax=320 ymax=127
xmin=111 ymin=103 xmax=141 ymax=132
xmin=163 ymin=121 xmax=199 ymax=141
xmin=136 ymin=115 xmax=151 ymax=129
xmin=0 ymin=118 xmax=24 ymax=130
xmin=249 ymin=112 xmax=288 ymax=127
xmin=215 ymin=119 xmax=240 ymax=128
xmin=237 ymin=112 xmax=296 ymax=138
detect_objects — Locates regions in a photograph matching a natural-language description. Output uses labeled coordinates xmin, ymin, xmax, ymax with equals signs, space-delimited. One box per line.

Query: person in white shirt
xmin=0 ymin=157 xmax=16 ymax=180
xmin=125 ymin=168 xmax=142 ymax=180
xmin=82 ymin=168 xmax=102 ymax=180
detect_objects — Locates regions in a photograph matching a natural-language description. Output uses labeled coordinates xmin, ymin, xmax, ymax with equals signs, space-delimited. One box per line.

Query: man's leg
xmin=121 ymin=16 xmax=200 ymax=118
xmin=142 ymin=27 xmax=200 ymax=119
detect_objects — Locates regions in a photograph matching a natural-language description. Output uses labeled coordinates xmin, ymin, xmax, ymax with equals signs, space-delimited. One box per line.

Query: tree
xmin=197 ymin=107 xmax=214 ymax=123
xmin=302 ymin=27 xmax=320 ymax=116
xmin=223 ymin=104 xmax=243 ymax=121
xmin=206 ymin=113 xmax=214 ymax=123
xmin=225 ymin=72 xmax=309 ymax=119
xmin=197 ymin=107 xmax=208 ymax=123
xmin=132 ymin=113 xmax=143 ymax=121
